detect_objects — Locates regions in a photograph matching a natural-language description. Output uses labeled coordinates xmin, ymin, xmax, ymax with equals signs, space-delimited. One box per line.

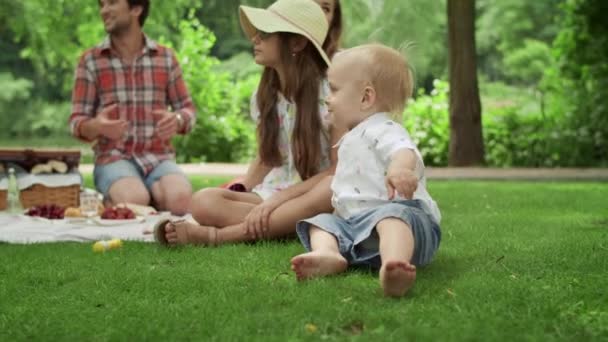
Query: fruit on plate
xmin=25 ymin=204 xmax=65 ymax=219
xmin=101 ymin=206 xmax=136 ymax=220
xmin=64 ymin=207 xmax=82 ymax=218
xmin=97 ymin=203 xmax=105 ymax=216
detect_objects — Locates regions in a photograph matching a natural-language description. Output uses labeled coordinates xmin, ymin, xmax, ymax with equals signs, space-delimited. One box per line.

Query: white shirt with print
xmin=331 ymin=112 xmax=441 ymax=223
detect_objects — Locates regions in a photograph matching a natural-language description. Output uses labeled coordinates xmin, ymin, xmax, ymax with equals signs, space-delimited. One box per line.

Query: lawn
xmin=1 ymin=181 xmax=607 ymax=341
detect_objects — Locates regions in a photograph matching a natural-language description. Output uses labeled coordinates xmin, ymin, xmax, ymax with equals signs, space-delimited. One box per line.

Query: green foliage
xmin=0 ymin=73 xmax=32 ymax=107
xmin=477 ymin=0 xmax=562 ymax=84
xmin=3 ymin=0 xmax=201 ymax=97
xmin=0 ymin=72 xmax=71 ymax=139
xmin=484 ymin=107 xmax=555 ymax=167
xmin=15 ymin=102 xmax=73 ymax=139
xmin=549 ymin=0 xmax=608 ymax=166
xmin=343 ymin=0 xmax=447 ymax=82
xmin=404 ymin=78 xmax=607 ymax=167
xmin=403 ymin=80 xmax=450 ymax=166
xmin=194 ymin=0 xmax=273 ymax=59
xmin=1 ymin=0 xmax=605 ymax=166
xmin=166 ymin=14 xmax=256 ymax=163
xmin=0 ymin=73 xmax=33 ymax=137
xmin=503 ymin=39 xmax=554 ymax=85
xmin=1 ymin=1 xmax=258 ymax=163
xmin=216 ymin=52 xmax=263 ymax=115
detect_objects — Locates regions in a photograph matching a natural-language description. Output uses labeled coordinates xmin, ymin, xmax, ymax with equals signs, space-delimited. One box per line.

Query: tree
xmin=447 ymin=0 xmax=484 ymax=166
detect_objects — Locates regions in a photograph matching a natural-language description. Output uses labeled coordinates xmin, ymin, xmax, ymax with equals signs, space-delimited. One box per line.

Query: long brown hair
xmin=322 ymin=0 xmax=342 ymax=59
xmin=256 ymin=32 xmax=328 ymax=180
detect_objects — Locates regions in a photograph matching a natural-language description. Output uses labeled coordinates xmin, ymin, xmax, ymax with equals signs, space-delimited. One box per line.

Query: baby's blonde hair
xmin=345 ymin=44 xmax=414 ymax=118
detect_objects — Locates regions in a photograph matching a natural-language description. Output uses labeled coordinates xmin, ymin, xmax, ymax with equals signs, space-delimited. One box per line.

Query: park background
xmin=1 ymin=0 xmax=606 ymax=168
xmin=1 ymin=1 xmax=607 ymax=341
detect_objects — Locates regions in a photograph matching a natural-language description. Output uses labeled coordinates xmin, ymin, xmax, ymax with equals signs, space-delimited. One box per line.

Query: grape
xmin=25 ymin=204 xmax=65 ymax=219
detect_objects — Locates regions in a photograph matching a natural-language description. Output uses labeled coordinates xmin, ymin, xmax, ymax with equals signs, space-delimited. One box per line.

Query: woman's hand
xmin=244 ymin=196 xmax=283 ymax=239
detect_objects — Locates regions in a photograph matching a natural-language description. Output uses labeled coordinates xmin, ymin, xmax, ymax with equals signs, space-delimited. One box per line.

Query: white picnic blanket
xmin=0 ymin=213 xmax=188 ymax=244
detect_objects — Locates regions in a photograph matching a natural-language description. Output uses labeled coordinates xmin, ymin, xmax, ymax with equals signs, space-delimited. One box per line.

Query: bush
xmin=0 ymin=72 xmax=72 ymax=140
xmin=403 ymin=79 xmax=450 ymax=166
xmin=549 ymin=0 xmax=608 ymax=167
xmin=483 ymin=107 xmax=559 ymax=167
xmin=165 ymin=13 xmax=256 ymax=163
xmin=19 ymin=101 xmax=72 ymax=138
xmin=402 ymin=78 xmax=604 ymax=167
xmin=0 ymin=72 xmax=33 ymax=137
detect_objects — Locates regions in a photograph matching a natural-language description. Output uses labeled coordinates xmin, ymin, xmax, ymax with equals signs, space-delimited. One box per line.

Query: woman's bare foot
xmin=380 ymin=260 xmax=416 ymax=297
xmin=164 ymin=220 xmax=219 ymax=246
xmin=290 ymin=251 xmax=348 ymax=281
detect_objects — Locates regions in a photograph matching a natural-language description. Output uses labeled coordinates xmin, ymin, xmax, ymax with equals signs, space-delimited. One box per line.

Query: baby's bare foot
xmin=165 ymin=221 xmax=218 ymax=246
xmin=290 ymin=251 xmax=348 ymax=281
xmin=380 ymin=260 xmax=416 ymax=297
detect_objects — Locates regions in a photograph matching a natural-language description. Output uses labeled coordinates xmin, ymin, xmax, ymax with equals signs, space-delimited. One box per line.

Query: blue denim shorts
xmin=93 ymin=159 xmax=186 ymax=198
xmin=296 ymin=200 xmax=441 ymax=268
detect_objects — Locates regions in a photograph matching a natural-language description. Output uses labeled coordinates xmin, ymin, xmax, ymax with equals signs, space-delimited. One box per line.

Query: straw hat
xmin=239 ymin=0 xmax=330 ymax=66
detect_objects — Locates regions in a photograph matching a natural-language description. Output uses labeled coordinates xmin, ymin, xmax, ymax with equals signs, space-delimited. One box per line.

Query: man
xmin=69 ymin=0 xmax=195 ymax=215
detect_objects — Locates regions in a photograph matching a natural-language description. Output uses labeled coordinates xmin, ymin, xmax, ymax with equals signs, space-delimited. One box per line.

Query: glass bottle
xmin=7 ymin=167 xmax=22 ymax=213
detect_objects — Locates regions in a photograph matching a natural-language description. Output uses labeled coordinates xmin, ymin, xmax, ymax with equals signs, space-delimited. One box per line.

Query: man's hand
xmin=153 ymin=110 xmax=180 ymax=141
xmin=385 ymin=167 xmax=418 ymax=200
xmin=97 ymin=104 xmax=128 ymax=140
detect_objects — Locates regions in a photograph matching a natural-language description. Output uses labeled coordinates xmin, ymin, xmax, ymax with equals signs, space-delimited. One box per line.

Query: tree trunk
xmin=447 ymin=0 xmax=484 ymax=166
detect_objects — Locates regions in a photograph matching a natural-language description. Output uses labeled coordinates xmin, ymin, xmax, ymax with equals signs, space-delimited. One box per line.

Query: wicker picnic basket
xmin=0 ymin=169 xmax=7 ymax=210
xmin=0 ymin=148 xmax=81 ymax=209
xmin=0 ymin=190 xmax=6 ymax=210
xmin=19 ymin=183 xmax=80 ymax=209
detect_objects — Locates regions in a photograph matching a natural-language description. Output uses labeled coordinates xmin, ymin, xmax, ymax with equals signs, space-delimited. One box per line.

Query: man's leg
xmin=94 ymin=160 xmax=150 ymax=206
xmin=150 ymin=175 xmax=192 ymax=216
xmin=147 ymin=161 xmax=192 ymax=216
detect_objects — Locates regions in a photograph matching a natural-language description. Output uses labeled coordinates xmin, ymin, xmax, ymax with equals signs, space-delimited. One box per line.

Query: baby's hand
xmin=385 ymin=167 xmax=418 ymax=200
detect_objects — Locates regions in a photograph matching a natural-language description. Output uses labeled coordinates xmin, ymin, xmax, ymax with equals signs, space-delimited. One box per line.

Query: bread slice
xmin=116 ymin=202 xmax=157 ymax=216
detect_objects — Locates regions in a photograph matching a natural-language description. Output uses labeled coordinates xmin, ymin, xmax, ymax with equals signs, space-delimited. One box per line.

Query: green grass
xmin=1 ymin=181 xmax=607 ymax=341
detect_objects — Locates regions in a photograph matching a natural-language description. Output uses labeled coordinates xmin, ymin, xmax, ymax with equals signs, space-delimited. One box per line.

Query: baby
xmin=291 ymin=44 xmax=441 ymax=297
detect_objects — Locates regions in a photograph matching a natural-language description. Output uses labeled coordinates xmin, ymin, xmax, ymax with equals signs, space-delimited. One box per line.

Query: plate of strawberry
xmin=93 ymin=206 xmax=144 ymax=226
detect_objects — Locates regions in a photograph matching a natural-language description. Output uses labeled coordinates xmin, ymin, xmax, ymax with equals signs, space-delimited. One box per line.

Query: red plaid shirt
xmin=69 ymin=35 xmax=196 ymax=175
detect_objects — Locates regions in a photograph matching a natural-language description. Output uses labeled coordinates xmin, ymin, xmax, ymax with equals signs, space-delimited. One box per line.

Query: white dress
xmin=250 ymin=80 xmax=331 ymax=199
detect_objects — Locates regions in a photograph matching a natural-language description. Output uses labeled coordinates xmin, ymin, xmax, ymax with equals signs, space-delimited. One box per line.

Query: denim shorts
xmin=296 ymin=200 xmax=441 ymax=268
xmin=93 ymin=159 xmax=186 ymax=198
